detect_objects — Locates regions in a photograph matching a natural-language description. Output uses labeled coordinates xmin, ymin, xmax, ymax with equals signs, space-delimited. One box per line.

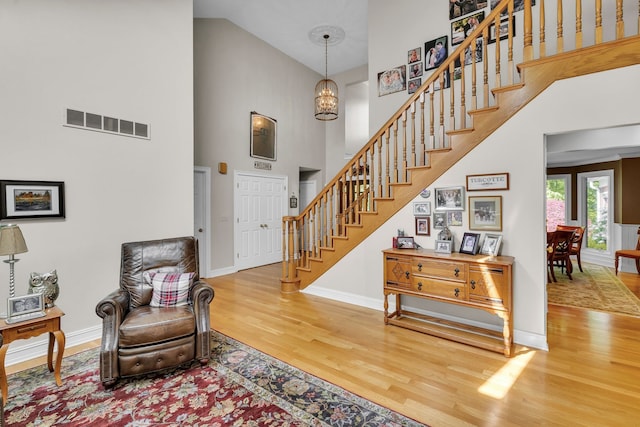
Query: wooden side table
xmin=0 ymin=306 xmax=65 ymax=404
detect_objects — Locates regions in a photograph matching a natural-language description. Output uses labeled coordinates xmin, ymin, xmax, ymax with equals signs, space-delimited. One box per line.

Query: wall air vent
xmin=64 ymin=108 xmax=150 ymax=140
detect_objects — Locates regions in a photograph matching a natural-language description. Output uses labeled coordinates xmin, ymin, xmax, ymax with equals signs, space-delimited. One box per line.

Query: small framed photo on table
xmin=6 ymin=293 xmax=45 ymax=323
xmin=480 ymin=234 xmax=503 ymax=256
xmin=460 ymin=232 xmax=481 ymax=255
xmin=396 ymin=236 xmax=417 ymax=249
xmin=435 ymin=240 xmax=453 ymax=254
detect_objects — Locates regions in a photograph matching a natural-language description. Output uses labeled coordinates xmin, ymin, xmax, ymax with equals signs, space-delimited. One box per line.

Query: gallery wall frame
xmin=469 ymin=195 xmax=503 ymax=231
xmin=250 ymin=111 xmax=277 ymax=161
xmin=0 ymin=180 xmax=65 ymax=220
xmin=415 ymin=217 xmax=430 ymax=236
xmin=435 ymin=186 xmax=465 ymax=211
xmin=466 ymin=173 xmax=510 ymax=191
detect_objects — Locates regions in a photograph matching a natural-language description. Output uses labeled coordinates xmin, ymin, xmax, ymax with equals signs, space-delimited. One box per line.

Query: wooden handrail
xmin=282 ymin=0 xmax=640 ymax=291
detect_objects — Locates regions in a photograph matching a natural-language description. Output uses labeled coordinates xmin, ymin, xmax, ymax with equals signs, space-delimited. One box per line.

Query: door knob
xmin=198 ymin=228 xmax=203 ymax=232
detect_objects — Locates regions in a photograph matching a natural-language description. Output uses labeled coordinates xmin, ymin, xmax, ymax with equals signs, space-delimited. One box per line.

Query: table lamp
xmin=0 ymin=224 xmax=28 ymax=298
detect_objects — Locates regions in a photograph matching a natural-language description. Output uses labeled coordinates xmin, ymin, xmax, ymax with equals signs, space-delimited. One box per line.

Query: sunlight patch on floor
xmin=478 ymin=350 xmax=536 ymax=399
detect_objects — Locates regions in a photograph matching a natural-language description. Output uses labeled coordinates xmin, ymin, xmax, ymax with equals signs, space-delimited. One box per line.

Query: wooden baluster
xmin=595 ymin=0 xmax=603 ymax=43
xmin=385 ymin=129 xmax=391 ymax=197
xmin=524 ymin=0 xmax=534 ymax=61
xmin=616 ymin=0 xmax=624 ymax=39
xmin=495 ymin=13 xmax=502 ymax=87
xmin=315 ymin=202 xmax=321 ymax=256
xmin=508 ymin=2 xmax=515 ymax=83
xmin=392 ymin=120 xmax=398 ymax=184
xmin=471 ymin=49 xmax=477 ymax=110
xmin=420 ymin=92 xmax=427 ymax=164
xmin=402 ymin=110 xmax=407 ymax=181
xmin=328 ymin=185 xmax=334 ymax=242
xmin=304 ymin=212 xmax=310 ymax=263
xmin=459 ymin=53 xmax=466 ymax=129
xmin=410 ymin=101 xmax=416 ymax=168
xmin=557 ymin=0 xmax=564 ymax=54
xmin=342 ymin=171 xmax=348 ymax=230
xmin=369 ymin=147 xmax=376 ymax=202
xmin=539 ymin=0 xmax=546 ymax=58
xmin=429 ymin=85 xmax=435 ymax=154
xmin=377 ymin=136 xmax=383 ymax=198
xmin=482 ymin=33 xmax=489 ymax=108
xmin=322 ymin=192 xmax=328 ymax=246
xmin=439 ymin=74 xmax=445 ymax=148
xmin=449 ymin=62 xmax=455 ymax=135
xmin=362 ymin=152 xmax=369 ymax=212
xmin=575 ymin=0 xmax=583 ymax=49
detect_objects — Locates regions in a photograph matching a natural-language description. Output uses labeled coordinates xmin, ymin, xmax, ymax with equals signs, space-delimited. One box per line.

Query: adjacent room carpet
xmin=547 ymin=263 xmax=640 ymax=316
xmin=5 ymin=330 xmax=426 ymax=426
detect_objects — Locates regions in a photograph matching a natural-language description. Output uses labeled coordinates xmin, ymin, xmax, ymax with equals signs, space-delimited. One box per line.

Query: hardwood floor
xmin=7 ymin=265 xmax=640 ymax=426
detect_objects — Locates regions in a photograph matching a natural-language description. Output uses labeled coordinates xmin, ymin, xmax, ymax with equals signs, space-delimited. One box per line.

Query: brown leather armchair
xmin=95 ymin=236 xmax=214 ymax=387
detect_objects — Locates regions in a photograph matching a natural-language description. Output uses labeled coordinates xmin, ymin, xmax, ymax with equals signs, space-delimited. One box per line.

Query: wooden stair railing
xmin=281 ymin=0 xmax=640 ymax=292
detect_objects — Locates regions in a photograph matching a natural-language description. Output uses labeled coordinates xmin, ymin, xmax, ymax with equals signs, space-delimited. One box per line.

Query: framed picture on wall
xmin=250 ymin=111 xmax=277 ymax=161
xmin=469 ymin=195 xmax=503 ymax=231
xmin=0 ymin=180 xmax=65 ymax=220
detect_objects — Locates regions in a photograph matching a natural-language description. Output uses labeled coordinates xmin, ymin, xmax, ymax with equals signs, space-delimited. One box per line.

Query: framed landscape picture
xmin=0 ymin=180 xmax=65 ymax=220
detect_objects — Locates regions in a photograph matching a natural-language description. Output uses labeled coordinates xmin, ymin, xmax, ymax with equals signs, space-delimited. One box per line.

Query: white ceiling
xmin=193 ymin=0 xmax=368 ymax=75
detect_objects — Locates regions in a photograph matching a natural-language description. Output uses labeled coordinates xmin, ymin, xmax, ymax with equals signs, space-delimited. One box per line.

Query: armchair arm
xmin=95 ymin=289 xmax=129 ymax=386
xmin=191 ymin=280 xmax=214 ymax=361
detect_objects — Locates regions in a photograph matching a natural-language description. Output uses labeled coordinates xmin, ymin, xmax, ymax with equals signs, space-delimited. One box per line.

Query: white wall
xmin=0 ymin=0 xmax=194 ymax=363
xmin=306 ymin=0 xmax=640 ymax=350
xmin=325 ymin=65 xmax=369 ymax=180
xmin=194 ymin=19 xmax=327 ymax=272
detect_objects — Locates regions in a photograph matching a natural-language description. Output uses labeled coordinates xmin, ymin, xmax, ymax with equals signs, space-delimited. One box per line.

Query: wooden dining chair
xmin=615 ymin=227 xmax=640 ymax=275
xmin=548 ymin=229 xmax=576 ymax=282
xmin=556 ymin=225 xmax=585 ymax=272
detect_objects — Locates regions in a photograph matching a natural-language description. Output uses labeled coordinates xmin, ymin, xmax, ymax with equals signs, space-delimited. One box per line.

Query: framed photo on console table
xmin=459 ymin=232 xmax=481 ymax=255
xmin=480 ymin=234 xmax=503 ymax=256
xmin=0 ymin=180 xmax=65 ymax=220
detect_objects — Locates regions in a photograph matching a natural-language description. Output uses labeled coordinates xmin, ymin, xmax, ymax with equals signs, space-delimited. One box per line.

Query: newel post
xmin=281 ymin=216 xmax=300 ymax=293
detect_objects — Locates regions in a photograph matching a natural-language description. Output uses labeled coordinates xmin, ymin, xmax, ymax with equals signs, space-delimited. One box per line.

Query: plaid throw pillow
xmin=146 ymin=272 xmax=194 ymax=307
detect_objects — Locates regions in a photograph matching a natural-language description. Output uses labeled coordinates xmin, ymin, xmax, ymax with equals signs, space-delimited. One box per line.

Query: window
xmin=546 ymin=174 xmax=570 ymax=232
xmin=578 ymin=171 xmax=613 ymax=254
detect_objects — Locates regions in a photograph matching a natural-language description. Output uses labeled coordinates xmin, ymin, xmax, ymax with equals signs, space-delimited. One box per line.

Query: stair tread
xmin=468 ymin=105 xmax=499 ymax=115
xmin=447 ymin=127 xmax=474 ymax=135
xmin=492 ymin=82 xmax=525 ymax=94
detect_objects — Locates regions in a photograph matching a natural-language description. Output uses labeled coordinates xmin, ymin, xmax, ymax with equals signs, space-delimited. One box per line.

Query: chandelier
xmin=314 ymin=32 xmax=339 ymax=121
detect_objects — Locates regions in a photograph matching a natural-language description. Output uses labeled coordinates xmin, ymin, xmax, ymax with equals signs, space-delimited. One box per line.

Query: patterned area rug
xmin=548 ymin=263 xmax=640 ymax=316
xmin=6 ymin=330 xmax=426 ymax=426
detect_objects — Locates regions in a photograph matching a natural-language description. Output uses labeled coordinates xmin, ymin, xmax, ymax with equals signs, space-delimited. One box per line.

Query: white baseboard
xmin=5 ymin=324 xmax=102 ymax=367
xmin=303 ymin=286 xmax=549 ymax=351
xmin=206 ymin=265 xmax=238 ymax=278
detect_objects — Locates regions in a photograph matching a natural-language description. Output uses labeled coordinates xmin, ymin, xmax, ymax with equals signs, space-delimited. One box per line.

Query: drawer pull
xmin=454 ymin=267 xmax=460 ymax=277
xmin=417 ymin=282 xmax=423 ymax=291
xmin=405 ymin=271 xmax=410 ymax=279
xmin=417 ymin=263 xmax=423 ymax=271
xmin=454 ymin=288 xmax=460 ymax=297
xmin=17 ymin=323 xmax=47 ymax=334
xmin=470 ymin=280 xmax=476 ymax=289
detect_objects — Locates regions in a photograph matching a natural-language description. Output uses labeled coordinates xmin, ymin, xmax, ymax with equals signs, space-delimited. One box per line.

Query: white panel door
xmin=235 ymin=172 xmax=286 ymax=270
xmin=194 ymin=167 xmax=210 ymax=277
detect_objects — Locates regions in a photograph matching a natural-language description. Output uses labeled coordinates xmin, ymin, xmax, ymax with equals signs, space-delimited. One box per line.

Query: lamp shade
xmin=0 ymin=224 xmax=28 ymax=256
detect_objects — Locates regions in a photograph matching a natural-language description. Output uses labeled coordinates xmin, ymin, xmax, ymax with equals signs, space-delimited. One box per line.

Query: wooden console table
xmin=0 ymin=306 xmax=65 ymax=403
xmin=383 ymin=248 xmax=514 ymax=357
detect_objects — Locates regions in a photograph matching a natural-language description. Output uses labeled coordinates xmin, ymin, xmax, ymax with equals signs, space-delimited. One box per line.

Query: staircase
xmin=281 ymin=0 xmax=640 ymax=292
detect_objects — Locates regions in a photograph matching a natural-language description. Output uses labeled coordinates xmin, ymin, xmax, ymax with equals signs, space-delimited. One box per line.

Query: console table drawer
xmin=412 ymin=276 xmax=466 ymax=300
xmin=412 ymin=258 xmax=466 ymax=281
